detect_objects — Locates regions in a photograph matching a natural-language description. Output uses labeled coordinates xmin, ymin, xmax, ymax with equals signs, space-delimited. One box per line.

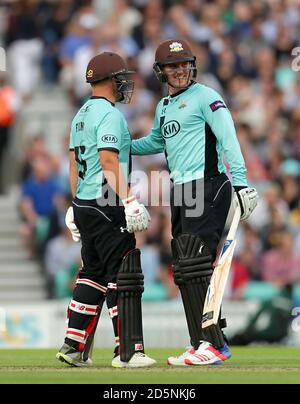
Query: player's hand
xmin=65 ymin=206 xmax=81 ymax=242
xmin=122 ymin=196 xmax=151 ymax=233
xmin=233 ymin=187 xmax=258 ymax=221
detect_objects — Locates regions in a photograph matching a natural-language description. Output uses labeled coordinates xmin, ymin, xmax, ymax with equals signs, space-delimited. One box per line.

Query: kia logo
xmin=162 ymin=120 xmax=180 ymax=138
xmin=101 ymin=135 xmax=118 ymax=143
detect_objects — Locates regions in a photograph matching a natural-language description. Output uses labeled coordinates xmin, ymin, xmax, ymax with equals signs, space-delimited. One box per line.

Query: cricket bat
xmin=202 ymin=206 xmax=241 ymax=329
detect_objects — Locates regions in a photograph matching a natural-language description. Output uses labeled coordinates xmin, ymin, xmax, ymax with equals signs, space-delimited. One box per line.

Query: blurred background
xmin=0 ymin=0 xmax=300 ymax=349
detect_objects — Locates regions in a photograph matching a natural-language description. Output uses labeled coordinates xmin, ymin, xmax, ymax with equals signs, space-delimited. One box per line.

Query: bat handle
xmin=227 ymin=206 xmax=241 ymax=241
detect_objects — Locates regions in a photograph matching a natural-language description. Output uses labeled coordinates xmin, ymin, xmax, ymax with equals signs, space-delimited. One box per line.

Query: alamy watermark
xmin=95 ymin=167 xmax=205 ymax=217
xmin=291 ymin=47 xmax=300 ymax=72
xmin=0 ymin=46 xmax=6 ymax=72
xmin=291 ymin=307 xmax=300 ymax=332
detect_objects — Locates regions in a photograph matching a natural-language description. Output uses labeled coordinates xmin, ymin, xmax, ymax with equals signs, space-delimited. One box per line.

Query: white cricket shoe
xmin=112 ymin=352 xmax=156 ymax=368
xmin=184 ymin=341 xmax=232 ymax=366
xmin=167 ymin=347 xmax=195 ymax=366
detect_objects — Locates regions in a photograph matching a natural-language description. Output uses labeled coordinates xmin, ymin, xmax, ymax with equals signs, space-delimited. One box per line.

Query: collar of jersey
xmin=169 ymin=81 xmax=196 ymax=99
xmin=90 ymin=96 xmax=115 ymax=106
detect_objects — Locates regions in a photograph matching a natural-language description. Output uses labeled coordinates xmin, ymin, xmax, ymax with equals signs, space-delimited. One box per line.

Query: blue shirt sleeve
xmin=22 ymin=179 xmax=33 ymax=198
xmin=131 ymin=102 xmax=165 ymax=155
xmin=96 ymin=111 xmax=123 ymax=153
xmin=200 ymin=87 xmax=248 ymax=186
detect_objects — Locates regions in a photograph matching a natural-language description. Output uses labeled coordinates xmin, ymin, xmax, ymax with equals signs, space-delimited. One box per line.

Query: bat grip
xmin=227 ymin=206 xmax=241 ymax=241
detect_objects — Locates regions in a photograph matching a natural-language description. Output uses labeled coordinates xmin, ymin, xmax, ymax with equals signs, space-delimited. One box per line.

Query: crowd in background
xmin=0 ymin=0 xmax=300 ymax=302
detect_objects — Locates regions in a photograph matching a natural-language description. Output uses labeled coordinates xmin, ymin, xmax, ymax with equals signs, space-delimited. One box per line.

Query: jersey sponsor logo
xmin=101 ymin=135 xmax=118 ymax=143
xmin=169 ymin=42 xmax=184 ymax=52
xmin=209 ymin=100 xmax=226 ymax=112
xmin=162 ymin=120 xmax=180 ymax=138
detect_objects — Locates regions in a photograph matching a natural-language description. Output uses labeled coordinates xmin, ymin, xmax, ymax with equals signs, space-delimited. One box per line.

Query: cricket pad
xmin=117 ymin=249 xmax=145 ymax=362
xmin=172 ymin=238 xmax=202 ymax=349
xmin=173 ymin=234 xmax=225 ymax=349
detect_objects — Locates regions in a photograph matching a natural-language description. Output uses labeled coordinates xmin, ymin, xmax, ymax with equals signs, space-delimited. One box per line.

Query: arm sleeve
xmin=131 ymin=103 xmax=165 ymax=155
xmin=96 ymin=112 xmax=122 ymax=153
xmin=201 ymin=87 xmax=248 ymax=187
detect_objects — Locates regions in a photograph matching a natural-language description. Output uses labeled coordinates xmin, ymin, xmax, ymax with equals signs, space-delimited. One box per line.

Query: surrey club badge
xmin=169 ymin=42 xmax=184 ymax=52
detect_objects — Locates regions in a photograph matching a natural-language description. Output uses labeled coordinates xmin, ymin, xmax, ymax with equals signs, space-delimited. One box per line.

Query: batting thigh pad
xmin=117 ymin=249 xmax=145 ymax=362
xmin=173 ymin=234 xmax=225 ymax=349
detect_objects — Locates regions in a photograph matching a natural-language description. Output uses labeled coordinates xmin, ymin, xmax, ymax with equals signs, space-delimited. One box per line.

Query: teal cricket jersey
xmin=131 ymin=82 xmax=247 ymax=186
xmin=69 ymin=96 xmax=131 ymax=200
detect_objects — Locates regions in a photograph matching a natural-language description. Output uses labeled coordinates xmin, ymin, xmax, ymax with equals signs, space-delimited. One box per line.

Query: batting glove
xmin=65 ymin=206 xmax=81 ymax=242
xmin=122 ymin=196 xmax=151 ymax=233
xmin=233 ymin=187 xmax=259 ymax=221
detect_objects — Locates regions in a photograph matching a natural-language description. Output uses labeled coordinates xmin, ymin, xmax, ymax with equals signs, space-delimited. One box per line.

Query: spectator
xmin=278 ymin=159 xmax=300 ymax=210
xmin=44 ymin=227 xmax=81 ymax=298
xmin=59 ymin=6 xmax=99 ymax=104
xmin=19 ymin=157 xmax=61 ymax=258
xmin=225 ymin=257 xmax=250 ymax=300
xmin=0 ymin=71 xmax=21 ymax=193
xmin=261 ymin=230 xmax=300 ymax=286
xmin=37 ymin=0 xmax=76 ymax=82
xmin=46 ymin=193 xmax=73 ymax=243
xmin=6 ymin=0 xmax=43 ymax=99
xmin=21 ymin=135 xmax=54 ymax=181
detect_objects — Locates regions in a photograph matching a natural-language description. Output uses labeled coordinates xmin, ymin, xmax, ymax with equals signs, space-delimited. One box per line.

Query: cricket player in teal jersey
xmin=131 ymin=39 xmax=258 ymax=366
xmin=56 ymin=52 xmax=155 ymax=368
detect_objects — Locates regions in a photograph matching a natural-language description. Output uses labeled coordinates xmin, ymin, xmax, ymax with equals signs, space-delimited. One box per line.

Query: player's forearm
xmin=69 ymin=151 xmax=78 ymax=197
xmin=100 ymin=151 xmax=130 ymax=200
xmin=131 ymin=136 xmax=164 ymax=155
xmin=70 ymin=171 xmax=78 ymax=197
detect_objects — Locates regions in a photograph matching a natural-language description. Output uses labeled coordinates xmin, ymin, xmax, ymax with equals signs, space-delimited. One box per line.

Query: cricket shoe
xmin=167 ymin=347 xmax=196 ymax=366
xmin=112 ymin=352 xmax=156 ymax=368
xmin=56 ymin=343 xmax=93 ymax=367
xmin=184 ymin=341 xmax=232 ymax=366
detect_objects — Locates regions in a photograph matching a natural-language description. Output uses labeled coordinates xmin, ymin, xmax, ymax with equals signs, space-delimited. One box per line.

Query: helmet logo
xmin=87 ymin=69 xmax=93 ymax=78
xmin=169 ymin=42 xmax=184 ymax=52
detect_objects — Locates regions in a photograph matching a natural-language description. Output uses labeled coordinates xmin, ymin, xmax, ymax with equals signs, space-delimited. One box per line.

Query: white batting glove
xmin=122 ymin=196 xmax=151 ymax=233
xmin=65 ymin=206 xmax=81 ymax=242
xmin=233 ymin=187 xmax=259 ymax=221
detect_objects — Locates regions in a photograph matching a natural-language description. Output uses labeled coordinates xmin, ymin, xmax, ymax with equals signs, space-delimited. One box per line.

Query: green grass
xmin=0 ymin=347 xmax=300 ymax=384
